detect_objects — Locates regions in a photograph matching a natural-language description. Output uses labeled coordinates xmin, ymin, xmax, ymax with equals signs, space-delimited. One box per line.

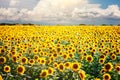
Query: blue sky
xmin=0 ymin=0 xmax=120 ymax=25
xmin=90 ymin=0 xmax=120 ymax=8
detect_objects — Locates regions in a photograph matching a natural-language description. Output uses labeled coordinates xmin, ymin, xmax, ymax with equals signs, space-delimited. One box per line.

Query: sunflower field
xmin=0 ymin=25 xmax=120 ymax=80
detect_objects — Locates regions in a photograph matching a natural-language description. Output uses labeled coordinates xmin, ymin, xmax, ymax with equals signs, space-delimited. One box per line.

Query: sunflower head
xmin=53 ymin=62 xmax=58 ymax=69
xmin=48 ymin=67 xmax=54 ymax=75
xmin=21 ymin=57 xmax=28 ymax=64
xmin=58 ymin=63 xmax=65 ymax=72
xmin=40 ymin=70 xmax=48 ymax=78
xmin=29 ymin=59 xmax=35 ymax=65
xmin=12 ymin=55 xmax=18 ymax=62
xmin=69 ymin=53 xmax=74 ymax=58
xmin=40 ymin=58 xmax=46 ymax=65
xmin=17 ymin=65 xmax=25 ymax=75
xmin=0 ymin=74 xmax=2 ymax=80
xmin=71 ymin=62 xmax=81 ymax=71
xmin=62 ymin=54 xmax=69 ymax=60
xmin=34 ymin=55 xmax=39 ymax=61
xmin=103 ymin=73 xmax=111 ymax=80
xmin=94 ymin=78 xmax=101 ymax=80
xmin=0 ymin=56 xmax=6 ymax=64
xmin=104 ymin=62 xmax=113 ymax=72
xmin=64 ymin=62 xmax=71 ymax=69
xmin=110 ymin=54 xmax=116 ymax=60
xmin=100 ymin=69 xmax=106 ymax=74
xmin=4 ymin=65 xmax=11 ymax=73
xmin=86 ymin=55 xmax=93 ymax=62
xmin=99 ymin=58 xmax=105 ymax=64
xmin=115 ymin=65 xmax=120 ymax=73
xmin=78 ymin=70 xmax=86 ymax=79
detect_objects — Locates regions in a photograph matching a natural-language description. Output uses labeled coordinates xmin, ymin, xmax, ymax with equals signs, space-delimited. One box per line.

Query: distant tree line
xmin=0 ymin=23 xmax=34 ymax=26
xmin=0 ymin=23 xmax=120 ymax=26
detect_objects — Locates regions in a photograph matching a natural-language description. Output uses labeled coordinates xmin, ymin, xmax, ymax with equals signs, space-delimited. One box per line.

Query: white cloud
xmin=9 ymin=0 xmax=20 ymax=6
xmin=0 ymin=0 xmax=120 ymax=24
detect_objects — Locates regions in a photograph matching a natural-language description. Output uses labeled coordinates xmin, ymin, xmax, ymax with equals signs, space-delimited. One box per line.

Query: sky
xmin=0 ymin=0 xmax=120 ymax=25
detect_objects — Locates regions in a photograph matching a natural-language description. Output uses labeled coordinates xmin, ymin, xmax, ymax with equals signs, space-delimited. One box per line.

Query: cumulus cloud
xmin=9 ymin=0 xmax=20 ymax=6
xmin=0 ymin=0 xmax=120 ymax=24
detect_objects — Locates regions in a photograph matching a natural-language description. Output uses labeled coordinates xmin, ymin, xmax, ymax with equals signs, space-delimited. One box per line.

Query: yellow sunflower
xmin=100 ymin=69 xmax=106 ymax=74
xmin=99 ymin=58 xmax=105 ymax=64
xmin=53 ymin=62 xmax=58 ymax=69
xmin=0 ymin=75 xmax=2 ymax=80
xmin=29 ymin=59 xmax=35 ymax=65
xmin=40 ymin=58 xmax=46 ymax=65
xmin=21 ymin=57 xmax=28 ymax=64
xmin=69 ymin=53 xmax=74 ymax=58
xmin=104 ymin=62 xmax=113 ymax=72
xmin=34 ymin=55 xmax=39 ymax=61
xmin=37 ymin=58 xmax=41 ymax=64
xmin=0 ymin=56 xmax=6 ymax=64
xmin=78 ymin=70 xmax=86 ymax=80
xmin=4 ymin=65 xmax=11 ymax=73
xmin=48 ymin=67 xmax=54 ymax=75
xmin=115 ymin=65 xmax=120 ymax=74
xmin=110 ymin=54 xmax=116 ymax=60
xmin=86 ymin=55 xmax=93 ymax=62
xmin=62 ymin=53 xmax=69 ymax=60
xmin=58 ymin=63 xmax=65 ymax=72
xmin=40 ymin=70 xmax=48 ymax=78
xmin=17 ymin=65 xmax=25 ymax=75
xmin=12 ymin=55 xmax=18 ymax=62
xmin=103 ymin=73 xmax=111 ymax=80
xmin=79 ymin=56 xmax=84 ymax=61
xmin=64 ymin=62 xmax=71 ymax=69
xmin=71 ymin=62 xmax=81 ymax=71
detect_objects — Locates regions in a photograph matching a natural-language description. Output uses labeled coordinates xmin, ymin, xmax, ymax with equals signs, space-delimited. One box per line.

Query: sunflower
xmin=0 ymin=56 xmax=6 ymax=64
xmin=0 ymin=49 xmax=5 ymax=53
xmin=37 ymin=58 xmax=41 ymax=64
xmin=94 ymin=78 xmax=101 ymax=80
xmin=48 ymin=67 xmax=54 ymax=75
xmin=69 ymin=53 xmax=74 ymax=58
xmin=62 ymin=53 xmax=69 ymax=60
xmin=103 ymin=73 xmax=111 ymax=80
xmin=50 ymin=56 xmax=54 ymax=62
xmin=17 ymin=65 xmax=25 ymax=75
xmin=53 ymin=62 xmax=58 ymax=69
xmin=29 ymin=59 xmax=35 ymax=65
xmin=53 ymin=53 xmax=58 ymax=58
xmin=40 ymin=58 xmax=46 ymax=65
xmin=0 ymin=75 xmax=2 ymax=80
xmin=78 ymin=48 xmax=82 ymax=54
xmin=71 ymin=62 xmax=81 ymax=71
xmin=71 ymin=48 xmax=76 ymax=53
xmin=99 ymin=58 xmax=105 ymax=64
xmin=104 ymin=62 xmax=113 ymax=72
xmin=79 ymin=56 xmax=84 ymax=61
xmin=4 ymin=65 xmax=11 ymax=73
xmin=100 ymin=69 xmax=106 ymax=74
xmin=58 ymin=63 xmax=65 ymax=72
xmin=40 ymin=70 xmax=48 ymax=78
xmin=100 ymin=54 xmax=106 ymax=59
xmin=21 ymin=57 xmax=28 ymax=64
xmin=34 ymin=55 xmax=39 ymax=61
xmin=12 ymin=55 xmax=18 ymax=62
xmin=64 ymin=62 xmax=71 ymax=69
xmin=115 ymin=65 xmax=120 ymax=73
xmin=59 ymin=52 xmax=63 ymax=56
xmin=78 ymin=70 xmax=86 ymax=80
xmin=86 ymin=55 xmax=93 ymax=62
xmin=110 ymin=54 xmax=116 ymax=60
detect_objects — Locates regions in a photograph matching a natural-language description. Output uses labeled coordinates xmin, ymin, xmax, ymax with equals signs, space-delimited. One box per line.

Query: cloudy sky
xmin=0 ymin=0 xmax=120 ymax=25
